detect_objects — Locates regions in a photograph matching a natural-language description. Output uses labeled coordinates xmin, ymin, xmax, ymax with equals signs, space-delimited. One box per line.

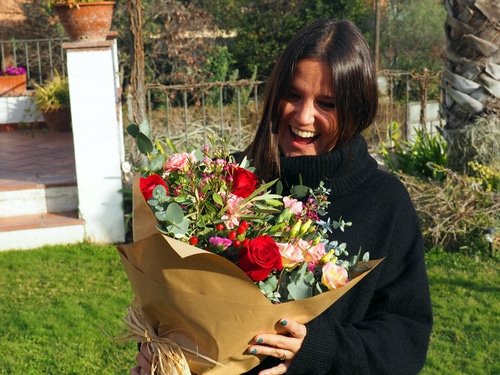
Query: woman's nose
xmin=295 ymin=101 xmax=314 ymax=125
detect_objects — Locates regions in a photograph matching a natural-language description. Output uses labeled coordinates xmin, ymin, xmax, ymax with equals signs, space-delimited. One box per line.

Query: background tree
xmin=440 ymin=0 xmax=500 ymax=172
xmin=198 ymin=0 xmax=373 ymax=79
xmin=379 ymin=0 xmax=446 ymax=74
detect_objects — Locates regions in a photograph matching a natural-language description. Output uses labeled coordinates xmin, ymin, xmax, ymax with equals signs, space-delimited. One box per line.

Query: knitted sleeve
xmin=287 ymin=172 xmax=433 ymax=374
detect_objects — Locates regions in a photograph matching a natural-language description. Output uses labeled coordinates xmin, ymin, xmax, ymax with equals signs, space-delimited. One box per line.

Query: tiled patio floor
xmin=0 ymin=129 xmax=76 ymax=191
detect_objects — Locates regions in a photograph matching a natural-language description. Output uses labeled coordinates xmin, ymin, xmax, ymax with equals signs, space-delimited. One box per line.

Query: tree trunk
xmin=128 ymin=0 xmax=148 ymax=127
xmin=441 ymin=0 xmax=500 ymax=172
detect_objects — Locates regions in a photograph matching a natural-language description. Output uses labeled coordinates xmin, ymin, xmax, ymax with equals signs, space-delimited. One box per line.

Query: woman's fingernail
xmin=249 ymin=348 xmax=257 ymax=354
xmin=280 ymin=319 xmax=288 ymax=326
xmin=256 ymin=337 xmax=264 ymax=344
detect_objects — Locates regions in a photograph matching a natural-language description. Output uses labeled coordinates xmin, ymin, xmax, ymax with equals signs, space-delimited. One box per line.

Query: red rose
xmin=140 ymin=174 xmax=168 ymax=200
xmin=230 ymin=166 xmax=259 ymax=198
xmin=237 ymin=235 xmax=282 ymax=282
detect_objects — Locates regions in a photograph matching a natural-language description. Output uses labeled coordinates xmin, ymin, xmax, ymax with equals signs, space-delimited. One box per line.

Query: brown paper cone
xmin=117 ymin=174 xmax=383 ymax=374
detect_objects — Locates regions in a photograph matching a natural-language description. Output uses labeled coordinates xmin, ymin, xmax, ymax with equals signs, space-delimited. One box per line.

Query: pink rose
xmin=140 ymin=174 xmax=169 ymax=201
xmin=238 ymin=235 xmax=282 ymax=282
xmin=321 ymin=262 xmax=349 ymax=290
xmin=164 ymin=152 xmax=196 ymax=173
xmin=299 ymin=239 xmax=326 ymax=267
xmin=278 ymin=242 xmax=305 ymax=269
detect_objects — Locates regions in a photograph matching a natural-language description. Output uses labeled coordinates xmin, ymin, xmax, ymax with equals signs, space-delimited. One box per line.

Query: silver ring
xmin=281 ymin=349 xmax=287 ymax=361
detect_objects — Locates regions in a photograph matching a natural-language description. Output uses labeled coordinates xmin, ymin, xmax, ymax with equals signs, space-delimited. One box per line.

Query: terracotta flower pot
xmin=54 ymin=2 xmax=116 ymax=42
xmin=42 ymin=108 xmax=72 ymax=132
xmin=0 ymin=74 xmax=27 ymax=96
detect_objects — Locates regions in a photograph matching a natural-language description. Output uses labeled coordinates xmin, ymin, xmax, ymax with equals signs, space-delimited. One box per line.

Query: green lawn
xmin=0 ymin=243 xmax=498 ymax=374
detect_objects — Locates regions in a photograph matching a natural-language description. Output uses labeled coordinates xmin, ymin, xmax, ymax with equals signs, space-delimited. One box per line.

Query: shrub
xmin=396 ymin=165 xmax=500 ymax=253
xmin=468 ymin=161 xmax=500 ymax=193
xmin=381 ymin=126 xmax=447 ymax=181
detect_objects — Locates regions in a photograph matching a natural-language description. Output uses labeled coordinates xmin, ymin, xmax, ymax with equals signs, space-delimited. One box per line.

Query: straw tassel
xmin=122 ymin=304 xmax=192 ymax=375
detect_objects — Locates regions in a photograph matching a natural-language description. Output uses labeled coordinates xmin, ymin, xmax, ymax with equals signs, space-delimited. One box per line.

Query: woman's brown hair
xmin=243 ymin=19 xmax=378 ymax=182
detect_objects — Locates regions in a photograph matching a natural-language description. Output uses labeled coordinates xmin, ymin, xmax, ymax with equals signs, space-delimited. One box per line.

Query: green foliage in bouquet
xmin=127 ymin=122 xmax=368 ymax=303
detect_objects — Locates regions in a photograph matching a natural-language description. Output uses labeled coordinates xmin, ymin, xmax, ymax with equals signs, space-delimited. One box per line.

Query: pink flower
xmin=299 ymin=239 xmax=326 ymax=266
xmin=164 ymin=152 xmax=196 ymax=173
xmin=278 ymin=242 xmax=305 ymax=269
xmin=283 ymin=196 xmax=303 ymax=215
xmin=321 ymin=262 xmax=349 ymax=290
xmin=221 ymin=193 xmax=247 ymax=229
xmin=208 ymin=236 xmax=233 ymax=251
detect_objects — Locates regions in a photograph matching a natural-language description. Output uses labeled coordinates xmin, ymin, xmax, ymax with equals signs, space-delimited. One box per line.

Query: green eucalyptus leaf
xmin=152 ymin=184 xmax=168 ymax=199
xmin=167 ymin=218 xmax=190 ymax=238
xmin=192 ymin=149 xmax=204 ymax=161
xmin=290 ymin=185 xmax=310 ymax=199
xmin=139 ymin=119 xmax=153 ymax=139
xmin=287 ymin=282 xmax=313 ymax=300
xmin=155 ymin=210 xmax=168 ymax=222
xmin=165 ymin=202 xmax=185 ymax=224
xmin=149 ymin=153 xmax=167 ymax=173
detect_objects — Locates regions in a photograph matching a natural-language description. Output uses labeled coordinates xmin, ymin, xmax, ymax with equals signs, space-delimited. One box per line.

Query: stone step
xmin=0 ymin=210 xmax=85 ymax=251
xmin=0 ymin=185 xmax=79 ymax=218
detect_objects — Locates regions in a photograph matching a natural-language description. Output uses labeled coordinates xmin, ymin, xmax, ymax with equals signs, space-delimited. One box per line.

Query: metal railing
xmin=138 ymin=70 xmax=444 ymax=152
xmin=134 ymin=80 xmax=266 ymax=153
xmin=0 ymin=38 xmax=68 ymax=87
xmin=2 ymin=38 xmax=444 ymax=151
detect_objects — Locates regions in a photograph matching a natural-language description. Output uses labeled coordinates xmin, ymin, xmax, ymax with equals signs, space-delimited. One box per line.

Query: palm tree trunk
xmin=441 ymin=0 xmax=500 ymax=172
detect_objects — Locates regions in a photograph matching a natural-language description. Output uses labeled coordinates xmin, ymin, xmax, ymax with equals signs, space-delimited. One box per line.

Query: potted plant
xmin=33 ymin=72 xmax=72 ymax=132
xmin=47 ymin=0 xmax=116 ymax=42
xmin=0 ymin=66 xmax=27 ymax=96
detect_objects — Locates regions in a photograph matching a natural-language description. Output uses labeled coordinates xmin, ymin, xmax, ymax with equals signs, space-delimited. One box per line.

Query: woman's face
xmin=277 ymin=59 xmax=338 ymax=157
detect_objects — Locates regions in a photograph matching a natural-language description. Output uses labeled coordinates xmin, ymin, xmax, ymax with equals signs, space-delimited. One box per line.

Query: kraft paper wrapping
xmin=117 ymin=174 xmax=383 ymax=375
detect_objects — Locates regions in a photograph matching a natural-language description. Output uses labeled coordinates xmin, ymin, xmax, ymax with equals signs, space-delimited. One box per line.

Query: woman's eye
xmin=287 ymin=92 xmax=301 ymax=100
xmin=319 ymin=101 xmax=336 ymax=109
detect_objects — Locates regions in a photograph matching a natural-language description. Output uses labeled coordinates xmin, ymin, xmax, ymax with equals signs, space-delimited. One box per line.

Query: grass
xmin=421 ymin=249 xmax=500 ymax=375
xmin=0 ymin=243 xmax=498 ymax=374
xmin=0 ymin=242 xmax=136 ymax=374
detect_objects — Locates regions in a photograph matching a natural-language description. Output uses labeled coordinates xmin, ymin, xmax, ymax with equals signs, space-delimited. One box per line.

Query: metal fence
xmin=0 ymin=38 xmax=68 ymax=87
xmin=139 ymin=70 xmax=444 ymax=152
xmin=1 ymin=38 xmax=444 ymax=152
xmin=134 ymin=80 xmax=266 ymax=153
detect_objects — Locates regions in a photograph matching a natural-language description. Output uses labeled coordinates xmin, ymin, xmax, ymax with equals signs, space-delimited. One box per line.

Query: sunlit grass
xmin=0 ymin=244 xmax=498 ymax=374
xmin=421 ymin=249 xmax=500 ymax=375
xmin=0 ymin=243 xmax=136 ymax=374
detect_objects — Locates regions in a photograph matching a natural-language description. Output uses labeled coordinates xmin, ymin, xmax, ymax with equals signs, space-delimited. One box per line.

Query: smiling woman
xmin=131 ymin=18 xmax=432 ymax=375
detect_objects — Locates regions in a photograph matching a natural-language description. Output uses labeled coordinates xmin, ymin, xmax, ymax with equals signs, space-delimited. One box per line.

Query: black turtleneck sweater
xmin=247 ymin=135 xmax=433 ymax=374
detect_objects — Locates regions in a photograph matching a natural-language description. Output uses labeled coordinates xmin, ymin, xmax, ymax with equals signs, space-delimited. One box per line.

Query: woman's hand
xmin=130 ymin=342 xmax=154 ymax=375
xmin=248 ymin=318 xmax=307 ymax=375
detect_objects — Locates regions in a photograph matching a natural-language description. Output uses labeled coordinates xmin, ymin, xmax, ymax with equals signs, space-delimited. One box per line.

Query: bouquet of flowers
xmin=138 ymin=140 xmax=368 ymax=302
xmin=117 ymin=125 xmax=382 ymax=375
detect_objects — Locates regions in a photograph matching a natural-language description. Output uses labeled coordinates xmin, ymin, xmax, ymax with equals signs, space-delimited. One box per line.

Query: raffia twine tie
xmin=121 ymin=304 xmax=223 ymax=375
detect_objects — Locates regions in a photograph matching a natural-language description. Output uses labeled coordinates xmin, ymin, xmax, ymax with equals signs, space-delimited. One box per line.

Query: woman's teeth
xmin=291 ymin=127 xmax=316 ymax=138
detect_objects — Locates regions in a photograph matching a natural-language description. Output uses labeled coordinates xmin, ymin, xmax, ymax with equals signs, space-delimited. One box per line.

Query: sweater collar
xmin=279 ymin=135 xmax=378 ymax=196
